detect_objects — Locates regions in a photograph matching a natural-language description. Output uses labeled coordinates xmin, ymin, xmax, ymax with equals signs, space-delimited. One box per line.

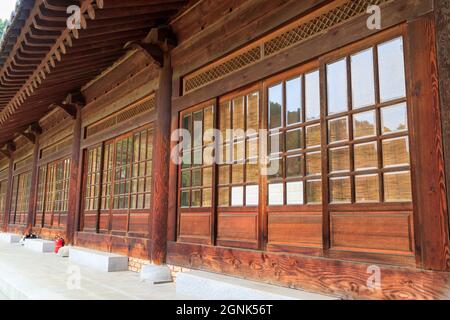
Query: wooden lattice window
xmin=10 ymin=171 xmax=31 ymax=225
xmin=266 ymin=64 xmax=322 ymax=206
xmin=179 ymin=104 xmax=215 ymax=208
xmin=35 ymin=157 xmax=71 ymax=229
xmin=82 ymin=125 xmax=153 ymax=235
xmin=325 ymin=36 xmax=411 ymax=203
xmin=217 ymin=88 xmax=260 ymax=207
xmin=0 ymin=180 xmax=7 ymax=215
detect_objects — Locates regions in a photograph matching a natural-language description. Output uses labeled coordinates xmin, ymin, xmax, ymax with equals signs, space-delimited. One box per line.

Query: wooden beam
xmin=52 ymin=103 xmax=77 ymax=119
xmin=407 ymin=14 xmax=450 ymax=271
xmin=124 ymin=42 xmax=163 ymax=67
xmin=434 ymin=0 xmax=450 ymax=247
xmin=27 ymin=135 xmax=40 ymax=230
xmin=150 ymin=52 xmax=172 ymax=265
xmin=66 ymin=104 xmax=82 ymax=245
xmin=21 ymin=131 xmax=36 ymax=144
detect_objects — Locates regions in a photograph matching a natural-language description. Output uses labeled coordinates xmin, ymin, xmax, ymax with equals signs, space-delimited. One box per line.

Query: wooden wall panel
xmin=330 ymin=212 xmax=414 ymax=254
xmin=178 ymin=212 xmax=211 ymax=244
xmin=268 ymin=213 xmax=322 ymax=250
xmin=217 ymin=213 xmax=258 ymax=249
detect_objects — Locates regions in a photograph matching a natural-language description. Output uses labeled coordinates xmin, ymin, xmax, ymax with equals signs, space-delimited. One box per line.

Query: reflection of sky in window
xmin=327 ymin=58 xmax=348 ymax=114
xmin=286 ymin=77 xmax=302 ymax=124
xmin=351 ymin=48 xmax=375 ymax=109
xmin=305 ymin=71 xmax=320 ymax=120
xmin=378 ymin=37 xmax=406 ymax=102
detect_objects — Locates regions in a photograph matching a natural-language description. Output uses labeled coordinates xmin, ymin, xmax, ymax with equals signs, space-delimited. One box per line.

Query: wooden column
xmin=151 ymin=51 xmax=172 ymax=265
xmin=407 ymin=14 xmax=450 ymax=271
xmin=26 ymin=135 xmax=40 ymax=231
xmin=66 ymin=105 xmax=82 ymax=244
xmin=2 ymin=156 xmax=14 ymax=232
xmin=435 ymin=0 xmax=450 ymax=249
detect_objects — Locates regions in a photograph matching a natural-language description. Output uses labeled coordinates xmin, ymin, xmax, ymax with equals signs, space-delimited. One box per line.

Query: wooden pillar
xmin=2 ymin=156 xmax=14 ymax=232
xmin=407 ymin=14 xmax=450 ymax=271
xmin=66 ymin=105 xmax=82 ymax=244
xmin=435 ymin=0 xmax=450 ymax=247
xmin=26 ymin=136 xmax=40 ymax=231
xmin=151 ymin=52 xmax=172 ymax=264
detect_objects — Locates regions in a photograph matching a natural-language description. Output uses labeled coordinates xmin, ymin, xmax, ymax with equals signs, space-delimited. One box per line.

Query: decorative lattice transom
xmin=183 ymin=46 xmax=262 ymax=93
xmin=182 ymin=0 xmax=392 ymax=95
xmin=264 ymin=0 xmax=391 ymax=56
xmin=86 ymin=95 xmax=155 ymax=138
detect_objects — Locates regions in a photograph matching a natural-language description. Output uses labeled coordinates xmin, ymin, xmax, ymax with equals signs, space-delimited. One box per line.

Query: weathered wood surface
xmin=434 ymin=0 xmax=450 ymax=268
xmin=407 ymin=14 xmax=450 ymax=271
xmin=167 ymin=241 xmax=450 ymax=300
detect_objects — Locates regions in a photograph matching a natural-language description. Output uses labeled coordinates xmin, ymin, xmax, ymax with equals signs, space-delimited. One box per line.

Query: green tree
xmin=0 ymin=19 xmax=7 ymax=39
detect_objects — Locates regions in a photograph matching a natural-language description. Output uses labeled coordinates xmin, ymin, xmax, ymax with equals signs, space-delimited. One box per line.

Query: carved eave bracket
xmin=0 ymin=141 xmax=16 ymax=158
xmin=50 ymin=93 xmax=85 ymax=119
xmin=124 ymin=25 xmax=177 ymax=68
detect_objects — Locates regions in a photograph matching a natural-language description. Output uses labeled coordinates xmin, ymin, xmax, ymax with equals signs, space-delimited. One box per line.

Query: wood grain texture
xmin=407 ymin=14 xmax=450 ymax=271
xmin=434 ymin=0 xmax=450 ymax=271
xmin=167 ymin=241 xmax=450 ymax=300
xmin=1 ymin=158 xmax=13 ymax=232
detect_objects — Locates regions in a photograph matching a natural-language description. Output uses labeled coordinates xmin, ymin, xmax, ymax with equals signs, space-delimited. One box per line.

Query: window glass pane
xmin=218 ymin=187 xmax=229 ymax=207
xmin=246 ymin=138 xmax=259 ymax=159
xmin=192 ymin=169 xmax=202 ymax=187
xmin=231 ymin=186 xmax=244 ymax=206
xmin=202 ymin=188 xmax=212 ymax=207
xmin=180 ymin=191 xmax=190 ymax=207
xmin=305 ymin=70 xmax=320 ymax=120
xmin=193 ymin=111 xmax=203 ymax=148
xmin=220 ymin=102 xmax=231 ymax=142
xmin=203 ymin=167 xmax=212 ymax=187
xmin=328 ymin=117 xmax=348 ymax=143
xmin=382 ymin=137 xmax=410 ymax=167
xmin=329 ymin=146 xmax=350 ymax=173
xmin=233 ymin=140 xmax=245 ymax=162
xmin=203 ymin=106 xmax=214 ymax=144
xmin=384 ymin=171 xmax=412 ymax=202
xmin=355 ymin=174 xmax=379 ymax=202
xmin=232 ymin=163 xmax=244 ymax=183
xmin=306 ymin=124 xmax=321 ymax=148
xmin=246 ymin=163 xmax=259 ymax=183
xmin=246 ymin=185 xmax=259 ymax=206
xmin=286 ymin=154 xmax=303 ymax=178
xmin=287 ymin=181 xmax=304 ymax=205
xmin=353 ymin=110 xmax=376 ymax=139
xmin=181 ymin=170 xmax=191 ymax=188
xmin=306 ymin=180 xmax=322 ymax=204
xmin=286 ymin=77 xmax=302 ymax=125
xmin=351 ymin=48 xmax=375 ymax=108
xmin=191 ymin=190 xmax=201 ymax=207
xmin=268 ymin=157 xmax=283 ymax=179
xmin=286 ymin=128 xmax=303 ymax=151
xmin=306 ymin=152 xmax=321 ymax=176
xmin=269 ymin=132 xmax=283 ymax=154
xmin=218 ymin=165 xmax=229 ymax=184
xmin=269 ymin=83 xmax=283 ymax=129
xmin=268 ymin=183 xmax=284 ymax=205
xmin=330 ymin=176 xmax=351 ymax=203
xmin=327 ymin=58 xmax=348 ymax=114
xmin=354 ymin=142 xmax=378 ymax=171
xmin=381 ymin=102 xmax=408 ymax=134
xmin=233 ymin=97 xmax=245 ymax=130
xmin=378 ymin=37 xmax=406 ymax=102
xmin=247 ymin=92 xmax=259 ymax=132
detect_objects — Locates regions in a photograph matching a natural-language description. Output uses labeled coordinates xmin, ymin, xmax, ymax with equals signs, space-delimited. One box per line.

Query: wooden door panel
xmin=179 ymin=212 xmax=212 ymax=244
xmin=216 ymin=212 xmax=258 ymax=249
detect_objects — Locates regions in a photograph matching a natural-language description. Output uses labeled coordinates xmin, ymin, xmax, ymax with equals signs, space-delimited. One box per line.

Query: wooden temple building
xmin=0 ymin=0 xmax=449 ymax=299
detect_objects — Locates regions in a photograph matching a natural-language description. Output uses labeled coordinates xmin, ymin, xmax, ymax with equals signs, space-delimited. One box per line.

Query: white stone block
xmin=24 ymin=239 xmax=55 ymax=253
xmin=140 ymin=264 xmax=173 ymax=284
xmin=0 ymin=233 xmax=21 ymax=244
xmin=69 ymin=247 xmax=128 ymax=272
xmin=57 ymin=246 xmax=70 ymax=257
xmin=176 ymin=270 xmax=337 ymax=300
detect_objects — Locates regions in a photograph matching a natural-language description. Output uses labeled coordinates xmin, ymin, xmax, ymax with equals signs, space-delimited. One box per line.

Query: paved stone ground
xmin=0 ymin=241 xmax=189 ymax=300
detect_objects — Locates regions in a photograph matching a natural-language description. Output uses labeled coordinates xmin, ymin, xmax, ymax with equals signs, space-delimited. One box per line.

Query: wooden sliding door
xmin=81 ymin=125 xmax=153 ymax=238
